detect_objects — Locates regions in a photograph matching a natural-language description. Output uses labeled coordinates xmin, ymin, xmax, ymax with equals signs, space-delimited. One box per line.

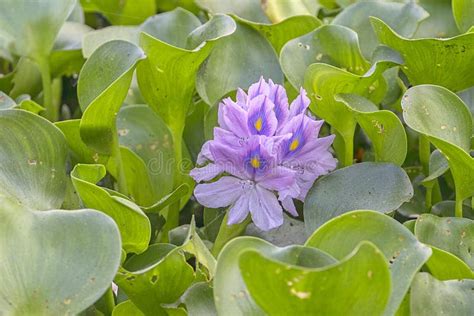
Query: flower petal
xmin=247 ymin=76 xmax=269 ymax=99
xmin=194 ymin=176 xmax=242 ymax=208
xmin=249 ymin=185 xmax=284 ymax=231
xmin=190 ymin=163 xmax=223 ymax=182
xmin=281 ymin=196 xmax=298 ymax=217
xmin=268 ymin=79 xmax=289 ymax=128
xmin=247 ymin=95 xmax=278 ymax=136
xmin=227 ymin=194 xmax=250 ymax=225
xmin=197 ymin=140 xmax=213 ymax=165
xmin=289 ymin=88 xmax=310 ymax=117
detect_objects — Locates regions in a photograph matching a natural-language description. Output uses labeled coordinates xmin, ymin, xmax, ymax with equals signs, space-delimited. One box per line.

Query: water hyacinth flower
xmin=190 ymin=78 xmax=337 ymax=231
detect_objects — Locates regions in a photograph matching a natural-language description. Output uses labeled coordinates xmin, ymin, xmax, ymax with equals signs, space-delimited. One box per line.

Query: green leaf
xmin=281 ymin=24 xmax=370 ymax=89
xmin=81 ymin=0 xmax=156 ymax=25
xmin=116 ymin=104 xmax=175 ymax=203
xmin=196 ymin=22 xmax=283 ymax=106
xmin=304 ymin=162 xmax=413 ymax=232
xmin=305 ymin=210 xmax=432 ymax=316
xmin=0 ymin=195 xmax=122 ymax=314
xmin=195 ymin=0 xmax=269 ymax=23
xmin=0 ymin=109 xmax=68 ymax=209
xmin=240 ymin=242 xmax=391 ymax=315
xmin=413 ymin=0 xmax=459 ymax=38
xmin=453 ymin=0 xmax=474 ymax=33
xmin=0 ymin=0 xmax=76 ymax=60
xmin=373 ymin=18 xmax=474 ymax=92
xmin=410 ymin=273 xmax=474 ymax=315
xmin=214 ymin=236 xmax=336 ymax=315
xmin=432 ymin=201 xmax=474 ymax=219
xmin=422 ymin=149 xmax=449 ymax=184
xmin=181 ymin=282 xmax=217 ymax=316
xmin=82 ymin=26 xmax=139 ymax=58
xmin=332 ymin=1 xmax=428 ymax=59
xmin=71 ymin=164 xmax=151 ymax=254
xmin=261 ymin=0 xmax=320 ymax=23
xmin=420 ymin=247 xmax=473 ymax=280
xmin=335 ymin=94 xmax=407 ymax=165
xmin=78 ymin=40 xmax=145 ymax=154
xmin=415 ymin=214 xmax=474 ymax=270
xmin=402 ymin=85 xmax=474 ymax=205
xmin=115 ymin=244 xmax=195 ymax=315
xmin=112 ymin=300 xmax=144 ymax=316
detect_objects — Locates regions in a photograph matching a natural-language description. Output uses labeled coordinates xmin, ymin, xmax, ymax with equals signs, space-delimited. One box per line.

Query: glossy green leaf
xmin=415 ymin=214 xmax=474 ymax=270
xmin=181 ymin=282 xmax=217 ymax=316
xmin=304 ymin=162 xmax=413 ymax=232
xmin=240 ymin=242 xmax=390 ymax=315
xmin=214 ymin=236 xmax=336 ymax=315
xmin=0 ymin=109 xmax=68 ymax=210
xmin=196 ymin=22 xmax=283 ymax=106
xmin=305 ymin=210 xmax=432 ymax=316
xmin=82 ymin=26 xmax=139 ymax=58
xmin=402 ymin=85 xmax=474 ymax=205
xmin=261 ymin=0 xmax=320 ymax=23
xmin=373 ymin=18 xmax=474 ymax=92
xmin=81 ymin=0 xmax=156 ymax=25
xmin=71 ymin=164 xmax=151 ymax=254
xmin=453 ymin=0 xmax=474 ymax=33
xmin=0 ymin=196 xmax=122 ymax=314
xmin=115 ymin=244 xmax=195 ymax=315
xmin=421 ymin=247 xmax=473 ymax=280
xmin=336 ymin=93 xmax=407 ymax=165
xmin=0 ymin=0 xmax=76 ymax=60
xmin=410 ymin=273 xmax=474 ymax=315
xmin=112 ymin=300 xmax=144 ymax=316
xmin=78 ymin=40 xmax=145 ymax=154
xmin=281 ymin=24 xmax=370 ymax=89
xmin=332 ymin=1 xmax=428 ymax=58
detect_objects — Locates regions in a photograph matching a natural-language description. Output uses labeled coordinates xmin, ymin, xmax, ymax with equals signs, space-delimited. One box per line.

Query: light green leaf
xmin=402 ymin=85 xmax=474 ymax=207
xmin=261 ymin=0 xmax=320 ymax=23
xmin=335 ymin=93 xmax=407 ymax=165
xmin=410 ymin=273 xmax=474 ymax=315
xmin=78 ymin=40 xmax=145 ymax=155
xmin=71 ymin=164 xmax=151 ymax=254
xmin=81 ymin=0 xmax=156 ymax=25
xmin=415 ymin=214 xmax=474 ymax=270
xmin=240 ymin=242 xmax=390 ymax=315
xmin=115 ymin=244 xmax=195 ymax=315
xmin=0 ymin=0 xmax=76 ymax=60
xmin=304 ymin=162 xmax=413 ymax=232
xmin=181 ymin=282 xmax=217 ymax=316
xmin=453 ymin=0 xmax=474 ymax=33
xmin=195 ymin=0 xmax=269 ymax=23
xmin=421 ymin=247 xmax=473 ymax=280
xmin=116 ymin=104 xmax=175 ymax=203
xmin=214 ymin=236 xmax=336 ymax=315
xmin=305 ymin=210 xmax=432 ymax=316
xmin=0 ymin=109 xmax=68 ymax=209
xmin=332 ymin=1 xmax=428 ymax=59
xmin=82 ymin=25 xmax=139 ymax=58
xmin=196 ymin=22 xmax=283 ymax=106
xmin=413 ymin=0 xmax=459 ymax=38
xmin=281 ymin=24 xmax=370 ymax=89
xmin=431 ymin=201 xmax=474 ymax=219
xmin=112 ymin=300 xmax=144 ymax=316
xmin=373 ymin=18 xmax=474 ymax=92
xmin=0 ymin=195 xmax=121 ymax=315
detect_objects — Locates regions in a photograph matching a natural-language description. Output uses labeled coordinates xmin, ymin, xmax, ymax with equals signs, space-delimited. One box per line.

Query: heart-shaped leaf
xmin=71 ymin=164 xmax=151 ymax=254
xmin=81 ymin=0 xmax=156 ymax=25
xmin=402 ymin=85 xmax=474 ymax=215
xmin=82 ymin=26 xmax=139 ymax=58
xmin=0 ymin=109 xmax=68 ymax=209
xmin=262 ymin=0 xmax=320 ymax=23
xmin=410 ymin=273 xmax=474 ymax=315
xmin=304 ymin=162 xmax=413 ymax=232
xmin=373 ymin=18 xmax=474 ymax=92
xmin=305 ymin=210 xmax=432 ymax=316
xmin=0 ymin=196 xmax=122 ymax=314
xmin=453 ymin=0 xmax=474 ymax=33
xmin=240 ymin=242 xmax=391 ymax=315
xmin=413 ymin=0 xmax=459 ymax=38
xmin=214 ymin=236 xmax=336 ymax=315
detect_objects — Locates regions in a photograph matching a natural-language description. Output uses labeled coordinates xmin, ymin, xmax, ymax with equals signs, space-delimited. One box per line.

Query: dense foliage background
xmin=0 ymin=0 xmax=473 ymax=315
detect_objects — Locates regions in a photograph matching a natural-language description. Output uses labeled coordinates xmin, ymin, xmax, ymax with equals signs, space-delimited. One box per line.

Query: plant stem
xmin=37 ymin=59 xmax=57 ymax=121
xmin=419 ymin=135 xmax=430 ymax=175
xmin=425 ymin=184 xmax=433 ymax=211
xmin=112 ymin=133 xmax=128 ymax=196
xmin=212 ymin=213 xmax=252 ymax=257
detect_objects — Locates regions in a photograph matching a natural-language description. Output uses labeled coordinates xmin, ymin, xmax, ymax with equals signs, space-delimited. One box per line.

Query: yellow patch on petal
xmin=250 ymin=156 xmax=260 ymax=169
xmin=289 ymin=138 xmax=300 ymax=151
xmin=254 ymin=117 xmax=263 ymax=132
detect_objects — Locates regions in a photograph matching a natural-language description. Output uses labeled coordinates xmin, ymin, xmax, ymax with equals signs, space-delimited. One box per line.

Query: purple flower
xmin=190 ymin=78 xmax=337 ymax=231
